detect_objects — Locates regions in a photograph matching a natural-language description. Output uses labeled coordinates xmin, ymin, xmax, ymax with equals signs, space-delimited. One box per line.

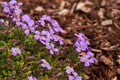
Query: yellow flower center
xmin=15 ymin=8 xmax=19 ymax=12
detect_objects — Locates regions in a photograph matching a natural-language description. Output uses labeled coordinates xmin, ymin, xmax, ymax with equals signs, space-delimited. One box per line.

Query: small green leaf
xmin=26 ymin=71 xmax=31 ymax=75
xmin=44 ymin=75 xmax=49 ymax=80
xmin=2 ymin=70 xmax=7 ymax=76
xmin=0 ymin=41 xmax=6 ymax=47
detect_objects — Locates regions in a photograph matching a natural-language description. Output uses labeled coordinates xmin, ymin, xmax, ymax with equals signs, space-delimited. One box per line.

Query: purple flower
xmin=27 ymin=20 xmax=34 ymax=27
xmin=0 ymin=19 xmax=9 ymax=26
xmin=75 ymin=33 xmax=85 ymax=41
xmin=80 ymin=51 xmax=97 ymax=66
xmin=37 ymin=15 xmax=65 ymax=48
xmin=11 ymin=48 xmax=21 ymax=56
xmin=16 ymin=21 xmax=22 ymax=26
xmin=9 ymin=0 xmax=17 ymax=6
xmin=20 ymin=22 xmax=27 ymax=29
xmin=46 ymin=43 xmax=59 ymax=54
xmin=12 ymin=17 xmax=21 ymax=26
xmin=12 ymin=17 xmax=20 ymax=22
xmin=38 ymin=15 xmax=51 ymax=27
xmin=74 ymin=40 xmax=88 ymax=52
xmin=28 ymin=76 xmax=37 ymax=80
xmin=24 ymin=29 xmax=30 ymax=35
xmin=48 ymin=26 xmax=55 ymax=34
xmin=2 ymin=0 xmax=22 ymax=16
xmin=74 ymin=32 xmax=97 ymax=67
xmin=0 ymin=18 xmax=5 ymax=24
xmin=14 ymin=5 xmax=22 ymax=15
xmin=52 ymin=35 xmax=64 ymax=45
xmin=87 ymin=51 xmax=94 ymax=57
xmin=22 ymin=14 xmax=31 ymax=22
xmin=2 ymin=2 xmax=8 ymax=7
xmin=41 ymin=30 xmax=50 ymax=35
xmin=23 ymin=26 xmax=35 ymax=35
xmin=42 ymin=30 xmax=54 ymax=40
xmin=38 ymin=19 xmax=45 ymax=27
xmin=39 ymin=36 xmax=50 ymax=45
xmin=41 ymin=15 xmax=51 ymax=22
xmin=38 ymin=14 xmax=66 ymax=34
xmin=68 ymin=75 xmax=74 ymax=80
xmin=41 ymin=59 xmax=51 ymax=70
xmin=74 ymin=32 xmax=91 ymax=53
xmin=34 ymin=31 xmax=50 ymax=44
xmin=57 ymin=72 xmax=61 ymax=76
xmin=68 ymin=72 xmax=82 ymax=80
xmin=3 ymin=7 xmax=10 ymax=13
xmin=18 ymin=2 xmax=23 ymax=6
xmin=51 ymin=19 xmax=65 ymax=33
xmin=66 ymin=66 xmax=74 ymax=74
xmin=80 ymin=55 xmax=90 ymax=66
xmin=21 ymin=14 xmax=35 ymax=35
xmin=34 ymin=31 xmax=41 ymax=40
xmin=75 ymin=33 xmax=90 ymax=45
xmin=87 ymin=51 xmax=97 ymax=63
xmin=72 ymin=72 xmax=82 ymax=80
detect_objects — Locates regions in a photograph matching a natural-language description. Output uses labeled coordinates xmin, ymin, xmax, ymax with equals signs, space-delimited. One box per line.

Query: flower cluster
xmin=2 ymin=0 xmax=22 ymax=17
xmin=2 ymin=0 xmax=35 ymax=35
xmin=34 ymin=15 xmax=65 ymax=54
xmin=66 ymin=66 xmax=82 ymax=80
xmin=2 ymin=0 xmax=29 ymax=34
xmin=74 ymin=33 xmax=90 ymax=52
xmin=38 ymin=15 xmax=65 ymax=34
xmin=74 ymin=33 xmax=97 ymax=66
xmin=11 ymin=47 xmax=21 ymax=56
xmin=20 ymin=14 xmax=35 ymax=35
xmin=41 ymin=59 xmax=51 ymax=70
xmin=2 ymin=0 xmax=65 ymax=55
xmin=80 ymin=51 xmax=97 ymax=66
xmin=1 ymin=0 xmax=98 ymax=79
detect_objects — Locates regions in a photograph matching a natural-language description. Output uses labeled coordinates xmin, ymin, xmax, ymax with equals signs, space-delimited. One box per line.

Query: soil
xmin=0 ymin=0 xmax=120 ymax=80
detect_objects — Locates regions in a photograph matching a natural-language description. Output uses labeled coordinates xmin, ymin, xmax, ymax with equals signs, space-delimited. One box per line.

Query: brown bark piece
xmin=117 ymin=68 xmax=120 ymax=74
xmin=101 ymin=20 xmax=113 ymax=26
xmin=99 ymin=55 xmax=114 ymax=66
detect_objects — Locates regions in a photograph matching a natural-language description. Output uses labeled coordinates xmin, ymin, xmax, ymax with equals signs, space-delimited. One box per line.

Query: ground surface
xmin=0 ymin=0 xmax=120 ymax=80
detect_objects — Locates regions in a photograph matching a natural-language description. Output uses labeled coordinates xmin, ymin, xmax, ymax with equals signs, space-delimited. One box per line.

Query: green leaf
xmin=0 ymin=41 xmax=6 ymax=47
xmin=26 ymin=71 xmax=31 ymax=75
xmin=44 ymin=75 xmax=49 ymax=80
xmin=2 ymin=70 xmax=7 ymax=76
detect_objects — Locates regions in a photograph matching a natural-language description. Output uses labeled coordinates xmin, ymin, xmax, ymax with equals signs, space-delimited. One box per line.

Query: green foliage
xmin=0 ymin=24 xmax=86 ymax=80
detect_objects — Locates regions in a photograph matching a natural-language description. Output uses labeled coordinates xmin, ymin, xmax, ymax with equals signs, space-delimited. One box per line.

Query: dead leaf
xmin=58 ymin=9 xmax=70 ymax=16
xmin=64 ymin=39 xmax=73 ymax=45
xmin=98 ymin=8 xmax=105 ymax=19
xmin=76 ymin=2 xmax=92 ymax=13
xmin=59 ymin=1 xmax=66 ymax=9
xmin=101 ymin=0 xmax=106 ymax=6
xmin=70 ymin=3 xmax=76 ymax=14
xmin=116 ymin=0 xmax=120 ymax=4
xmin=117 ymin=68 xmax=120 ymax=74
xmin=111 ymin=76 xmax=117 ymax=80
xmin=99 ymin=55 xmax=114 ymax=66
xmin=101 ymin=20 xmax=113 ymax=26
xmin=117 ymin=59 xmax=120 ymax=64
xmin=35 ymin=6 xmax=44 ymax=12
